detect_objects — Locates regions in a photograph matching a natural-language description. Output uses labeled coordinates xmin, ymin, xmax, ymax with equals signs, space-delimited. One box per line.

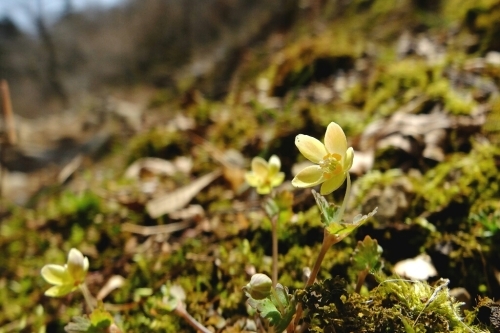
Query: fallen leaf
xmin=146 ymin=169 xmax=221 ymax=218
xmin=125 ymin=157 xmax=177 ymax=179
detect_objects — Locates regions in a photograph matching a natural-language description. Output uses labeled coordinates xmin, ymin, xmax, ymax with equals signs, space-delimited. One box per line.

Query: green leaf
xmin=313 ymin=189 xmax=377 ymax=242
xmin=65 ymin=305 xmax=117 ymax=333
xmin=64 ymin=316 xmax=91 ymax=333
xmin=89 ymin=307 xmax=113 ymax=328
xmin=159 ymin=283 xmax=186 ymax=312
xmin=351 ymin=235 xmax=383 ymax=273
xmin=312 ymin=190 xmax=341 ymax=226
xmin=247 ymin=297 xmax=281 ymax=324
xmin=326 ymin=207 xmax=378 ymax=240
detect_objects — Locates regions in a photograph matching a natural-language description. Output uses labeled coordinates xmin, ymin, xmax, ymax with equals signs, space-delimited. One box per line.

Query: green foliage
xmin=364 ymin=59 xmax=430 ymax=116
xmin=469 ymin=200 xmax=500 ymax=237
xmin=65 ymin=305 xmax=117 ymax=333
xmin=126 ymin=127 xmax=188 ymax=163
xmin=351 ymin=235 xmax=383 ymax=273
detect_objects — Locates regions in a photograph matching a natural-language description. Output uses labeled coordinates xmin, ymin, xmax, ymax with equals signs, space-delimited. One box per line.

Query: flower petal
xmin=344 ymin=147 xmax=354 ymax=171
xmin=295 ymin=135 xmax=327 ymax=163
xmin=324 ymin=122 xmax=347 ymax=159
xmin=41 ymin=264 xmax=69 ymax=285
xmin=67 ymin=248 xmax=88 ymax=282
xmin=270 ymin=172 xmax=285 ymax=187
xmin=256 ymin=184 xmax=272 ymax=195
xmin=245 ymin=172 xmax=261 ymax=187
xmin=44 ymin=284 xmax=76 ymax=297
xmin=251 ymin=157 xmax=268 ymax=178
xmin=320 ymin=173 xmax=347 ymax=195
xmin=292 ymin=165 xmax=324 ymax=188
xmin=268 ymin=155 xmax=281 ymax=175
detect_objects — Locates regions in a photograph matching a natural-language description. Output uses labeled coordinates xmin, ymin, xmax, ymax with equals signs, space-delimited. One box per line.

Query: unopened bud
xmin=243 ymin=273 xmax=272 ymax=300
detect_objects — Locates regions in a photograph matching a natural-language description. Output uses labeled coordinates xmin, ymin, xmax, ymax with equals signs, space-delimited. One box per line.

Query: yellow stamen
xmin=319 ymin=153 xmax=343 ymax=179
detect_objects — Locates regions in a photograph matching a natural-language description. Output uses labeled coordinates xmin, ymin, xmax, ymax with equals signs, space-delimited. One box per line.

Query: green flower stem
xmin=355 ymin=268 xmax=369 ymax=294
xmin=271 ymin=214 xmax=279 ymax=287
xmin=174 ymin=303 xmax=212 ymax=333
xmin=79 ymin=283 xmax=95 ymax=312
xmin=292 ymin=173 xmax=352 ymax=329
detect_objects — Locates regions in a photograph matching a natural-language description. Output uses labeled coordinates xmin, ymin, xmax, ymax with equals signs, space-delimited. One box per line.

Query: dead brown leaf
xmin=146 ymin=169 xmax=221 ymax=218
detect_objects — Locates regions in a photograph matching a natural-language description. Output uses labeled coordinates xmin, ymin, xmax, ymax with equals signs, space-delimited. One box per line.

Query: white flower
xmin=245 ymin=155 xmax=285 ymax=194
xmin=41 ymin=248 xmax=89 ymax=297
xmin=292 ymin=122 xmax=354 ymax=195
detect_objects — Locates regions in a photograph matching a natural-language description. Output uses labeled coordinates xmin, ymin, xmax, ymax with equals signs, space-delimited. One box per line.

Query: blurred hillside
xmin=3 ymin=0 xmax=500 ymax=118
xmin=0 ymin=0 xmax=300 ymax=117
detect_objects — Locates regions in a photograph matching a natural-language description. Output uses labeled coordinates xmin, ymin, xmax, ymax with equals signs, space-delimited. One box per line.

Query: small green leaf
xmin=325 ymin=207 xmax=378 ymax=240
xmin=159 ymin=283 xmax=186 ymax=312
xmin=89 ymin=306 xmax=113 ymax=328
xmin=312 ymin=190 xmax=341 ymax=226
xmin=64 ymin=306 xmax=115 ymax=333
xmin=247 ymin=297 xmax=281 ymax=324
xmin=64 ymin=316 xmax=91 ymax=333
xmin=351 ymin=235 xmax=383 ymax=273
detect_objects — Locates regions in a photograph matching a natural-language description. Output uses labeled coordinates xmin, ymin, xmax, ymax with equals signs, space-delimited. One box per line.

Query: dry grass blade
xmin=121 ymin=220 xmax=192 ymax=236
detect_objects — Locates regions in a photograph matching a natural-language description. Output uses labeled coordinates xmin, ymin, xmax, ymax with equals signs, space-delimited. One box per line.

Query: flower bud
xmin=244 ymin=273 xmax=272 ymax=300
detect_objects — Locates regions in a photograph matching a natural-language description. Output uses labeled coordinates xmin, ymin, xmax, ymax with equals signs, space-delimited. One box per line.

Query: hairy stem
xmin=271 ymin=214 xmax=279 ymax=287
xmin=355 ymin=268 xmax=369 ymax=294
xmin=293 ymin=230 xmax=339 ymax=327
xmin=79 ymin=283 xmax=95 ymax=312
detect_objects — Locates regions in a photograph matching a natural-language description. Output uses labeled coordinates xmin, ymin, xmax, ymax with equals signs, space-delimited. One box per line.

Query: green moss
xmin=300 ymin=276 xmax=486 ymax=332
xmin=484 ymin=96 xmax=500 ymax=142
xmin=127 ymin=127 xmax=189 ymax=163
xmin=264 ymin=31 xmax=363 ymax=97
xmin=363 ymin=59 xmax=430 ymax=116
xmin=417 ymin=142 xmax=500 ymax=217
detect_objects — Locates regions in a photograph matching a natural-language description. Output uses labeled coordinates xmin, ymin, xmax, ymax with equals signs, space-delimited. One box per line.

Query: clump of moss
xmin=127 ymin=127 xmax=190 ymax=163
xmin=264 ymin=31 xmax=363 ymax=97
xmin=364 ymin=59 xmax=430 ymax=117
xmin=300 ymin=276 xmax=486 ymax=332
xmin=417 ymin=142 xmax=500 ymax=219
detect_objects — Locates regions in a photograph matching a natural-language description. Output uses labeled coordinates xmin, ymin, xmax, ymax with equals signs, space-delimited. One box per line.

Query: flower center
xmin=319 ymin=153 xmax=343 ymax=179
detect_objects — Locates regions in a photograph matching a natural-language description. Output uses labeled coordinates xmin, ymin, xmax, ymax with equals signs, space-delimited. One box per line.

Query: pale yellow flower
xmin=41 ymin=248 xmax=89 ymax=297
xmin=245 ymin=155 xmax=285 ymax=194
xmin=292 ymin=122 xmax=354 ymax=195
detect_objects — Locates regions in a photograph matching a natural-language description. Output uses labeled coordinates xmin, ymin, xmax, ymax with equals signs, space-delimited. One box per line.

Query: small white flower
xmin=245 ymin=155 xmax=285 ymax=194
xmin=41 ymin=248 xmax=89 ymax=297
xmin=292 ymin=122 xmax=354 ymax=195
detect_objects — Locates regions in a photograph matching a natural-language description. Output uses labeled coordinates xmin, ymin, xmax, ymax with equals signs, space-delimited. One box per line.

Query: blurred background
xmin=0 ymin=0 xmax=301 ymax=117
xmin=1 ymin=0 xmax=500 ymax=203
